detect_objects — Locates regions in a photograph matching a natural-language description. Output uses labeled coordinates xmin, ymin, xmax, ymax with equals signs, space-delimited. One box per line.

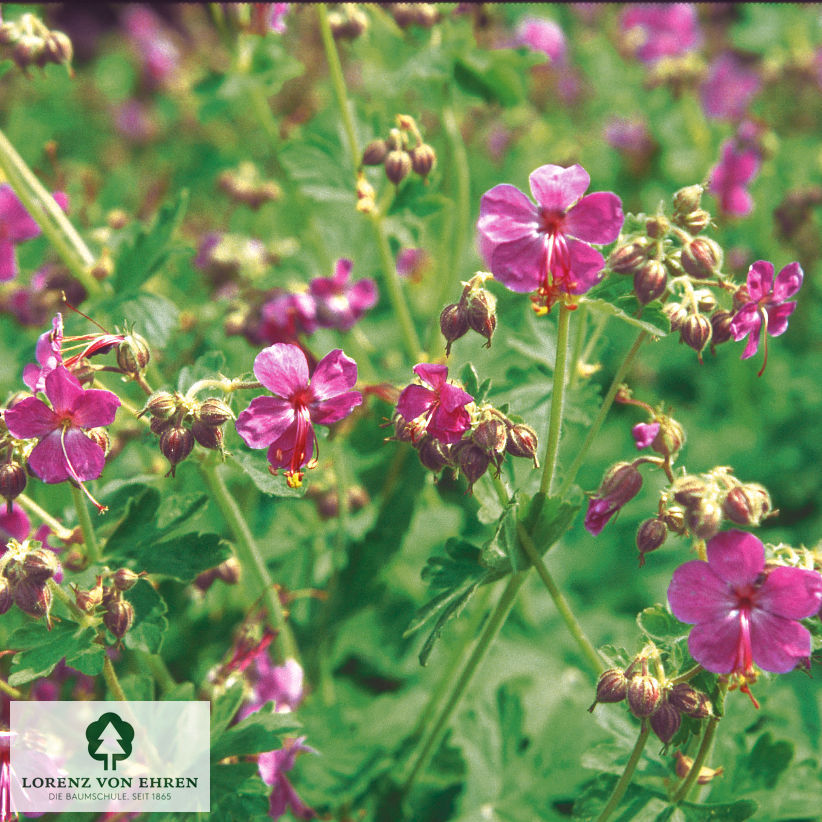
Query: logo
xmin=86 ymin=713 xmax=135 ymax=771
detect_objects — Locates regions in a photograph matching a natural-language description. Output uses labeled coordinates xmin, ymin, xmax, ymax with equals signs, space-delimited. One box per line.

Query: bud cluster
xmin=0 ymin=539 xmax=60 ymax=622
xmin=440 ymin=273 xmax=497 ymax=355
xmin=0 ymin=11 xmax=73 ymax=73
xmin=306 ymin=482 xmax=370 ymax=520
xmin=218 ymin=162 xmax=282 ymax=211
xmin=194 ymin=556 xmax=241 ymax=593
xmin=139 ymin=391 xmax=235 ymax=476
xmin=361 ymin=115 xmax=437 ymax=186
xmin=589 ymin=655 xmax=712 ymax=745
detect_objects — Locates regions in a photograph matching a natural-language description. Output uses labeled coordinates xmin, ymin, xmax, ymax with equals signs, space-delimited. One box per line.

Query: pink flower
xmin=668 ymin=530 xmax=822 ymax=679
xmin=0 ymin=184 xmax=68 ymax=282
xmin=122 ymin=6 xmax=180 ymax=86
xmin=241 ymin=657 xmax=304 ymax=719
xmin=700 ymin=53 xmax=761 ymax=121
xmin=257 ymin=292 xmax=318 ymax=344
xmin=632 ymin=422 xmax=659 ymax=449
xmin=730 ymin=260 xmax=803 ymax=376
xmin=268 ymin=3 xmax=291 ymax=34
xmin=235 ymin=344 xmax=362 ymax=487
xmin=396 ymin=364 xmax=473 ymax=445
xmin=4 ymin=366 xmax=120 ymax=511
xmin=708 ymin=139 xmax=760 ymax=217
xmin=308 ymin=259 xmax=377 ymax=332
xmin=258 ymin=737 xmax=315 ymax=820
xmin=584 ymin=462 xmax=643 ymax=535
xmin=619 ymin=4 xmax=701 ymax=64
xmin=515 ymin=16 xmax=566 ymax=64
xmin=0 ymin=504 xmax=30 ymax=543
xmin=477 ymin=164 xmax=623 ymax=312
xmin=396 ymin=247 xmax=431 ymax=281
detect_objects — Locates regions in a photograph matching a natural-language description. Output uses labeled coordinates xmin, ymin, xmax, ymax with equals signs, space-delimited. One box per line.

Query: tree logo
xmin=85 ymin=712 xmax=135 ymax=771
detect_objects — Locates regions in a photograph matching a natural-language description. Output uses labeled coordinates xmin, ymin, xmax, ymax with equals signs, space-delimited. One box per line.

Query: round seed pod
xmin=588 ymin=668 xmax=628 ymax=712
xmin=627 ymin=673 xmax=662 ymax=718
xmin=650 ymin=699 xmax=681 ymax=744
xmin=104 ymin=599 xmax=135 ymax=639
xmin=384 ymin=150 xmax=412 ymax=185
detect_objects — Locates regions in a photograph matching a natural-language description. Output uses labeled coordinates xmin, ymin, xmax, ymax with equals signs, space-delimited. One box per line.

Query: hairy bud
xmin=588 ymin=668 xmax=628 ymax=711
xmin=113 ymin=568 xmax=141 ymax=592
xmin=505 ymin=423 xmax=540 ymax=466
xmin=680 ymin=314 xmax=712 ymax=357
xmin=22 ymin=549 xmax=60 ymax=585
xmin=651 ymin=417 xmax=685 ymax=458
xmin=664 ymin=303 xmax=688 ymax=332
xmin=216 ymin=556 xmax=242 ymax=585
xmin=0 ymin=578 xmax=11 ymax=615
xmin=710 ymin=309 xmax=734 ymax=345
xmin=142 ymin=391 xmax=178 ymax=420
xmin=453 ymin=441 xmax=490 ymax=490
xmin=673 ymin=184 xmax=703 ymax=215
xmin=440 ymin=303 xmax=469 ymax=355
xmin=636 ymin=518 xmax=667 ymax=566
xmin=43 ymin=30 xmax=73 ymax=66
xmin=197 ymin=397 xmax=234 ymax=427
xmin=473 ymin=417 xmax=508 ymax=458
xmin=668 ymin=682 xmax=709 ymax=717
xmin=686 ymin=499 xmax=723 ymax=540
xmin=672 ymin=475 xmax=710 ymax=507
xmin=192 ymin=420 xmax=224 ymax=451
xmin=681 ymin=237 xmax=723 ymax=280
xmin=633 ymin=259 xmax=667 ymax=304
xmin=662 ymin=506 xmax=687 ymax=534
xmin=600 ymin=462 xmax=643 ymax=508
xmin=417 ymin=435 xmax=452 ymax=473
xmin=650 ymin=699 xmax=681 ymax=744
xmin=362 ymin=139 xmax=388 ymax=166
xmin=645 ymin=216 xmax=669 ymax=239
xmin=675 ymin=208 xmax=711 ymax=235
xmin=608 ymin=241 xmax=647 ymax=275
xmin=385 ymin=150 xmax=412 ymax=184
xmin=159 ymin=426 xmax=195 ymax=475
xmin=463 ymin=288 xmax=497 ymax=347
xmin=0 ymin=461 xmax=27 ymax=502
xmin=627 ymin=673 xmax=662 ymax=718
xmin=722 ymin=484 xmax=771 ymax=527
xmin=104 ymin=599 xmax=135 ymax=639
xmin=410 ymin=143 xmax=436 ymax=177
xmin=116 ymin=333 xmax=151 ymax=375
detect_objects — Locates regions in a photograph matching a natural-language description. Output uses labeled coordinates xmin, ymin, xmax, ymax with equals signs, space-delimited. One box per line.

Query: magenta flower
xmin=240 ymin=657 xmax=304 ymax=720
xmin=396 ymin=247 xmax=430 ymax=281
xmin=4 ymin=366 xmax=120 ymax=510
xmin=619 ymin=4 xmax=701 ymax=64
xmin=584 ymin=462 xmax=643 ymax=536
xmin=258 ymin=737 xmax=315 ymax=820
xmin=515 ymin=16 xmax=567 ymax=64
xmin=268 ymin=3 xmax=291 ymax=34
xmin=396 ymin=364 xmax=473 ymax=444
xmin=709 ymin=139 xmax=760 ymax=217
xmin=700 ymin=53 xmax=761 ymax=121
xmin=0 ymin=184 xmax=68 ymax=282
xmin=730 ymin=260 xmax=803 ymax=376
xmin=668 ymin=530 xmax=822 ymax=680
xmin=477 ymin=164 xmax=623 ymax=312
xmin=632 ymin=422 xmax=659 ymax=449
xmin=122 ymin=6 xmax=180 ymax=86
xmin=309 ymin=258 xmax=377 ymax=332
xmin=257 ymin=292 xmax=318 ymax=344
xmin=235 ymin=344 xmax=362 ymax=487
xmin=0 ymin=504 xmax=30 ymax=544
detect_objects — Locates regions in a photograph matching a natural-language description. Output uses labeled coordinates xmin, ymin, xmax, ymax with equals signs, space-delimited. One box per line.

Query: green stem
xmin=402 ymin=572 xmax=528 ymax=795
xmin=48 ymin=578 xmax=95 ymax=626
xmin=103 ymin=656 xmax=127 ymax=701
xmin=568 ymin=304 xmax=588 ymax=391
xmin=670 ymin=664 xmax=703 ymax=685
xmin=540 ymin=305 xmax=573 ymax=496
xmin=557 ymin=329 xmax=648 ymax=499
xmin=72 ymin=484 xmax=101 ymax=564
xmin=198 ymin=458 xmax=299 ymax=665
xmin=0 ymin=678 xmax=22 ymax=700
xmin=17 ymin=494 xmax=74 ymax=540
xmin=0 ymin=126 xmax=101 ymax=296
xmin=137 ymin=650 xmax=176 ymax=694
xmin=595 ymin=721 xmax=651 ymax=822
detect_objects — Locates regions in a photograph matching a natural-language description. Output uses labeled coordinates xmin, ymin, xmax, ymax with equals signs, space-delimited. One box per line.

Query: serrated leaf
xmin=279 ymin=140 xmax=352 ymax=202
xmin=519 ymin=492 xmax=581 ymax=556
xmin=459 ymin=362 xmax=481 ymax=398
xmin=420 ymin=538 xmax=484 ymax=590
xmin=453 ymin=49 xmax=540 ymax=107
xmin=481 ymin=495 xmax=526 ymax=572
xmin=123 ymin=579 xmax=169 ymax=654
xmin=211 ymin=763 xmax=270 ymax=819
xmin=584 ymin=297 xmax=669 ymax=336
xmin=418 ymin=582 xmax=481 ymax=666
xmin=177 ymin=350 xmax=227 ymax=394
xmin=8 ymin=621 xmax=99 ymax=686
xmin=211 ymin=710 xmax=301 ymax=761
xmin=678 ymin=799 xmax=759 ymax=822
xmin=112 ymin=190 xmax=189 ymax=292
xmin=211 ymin=682 xmax=247 ymax=739
xmin=636 ymin=604 xmax=690 ymax=642
xmin=227 ymin=451 xmax=307 ymax=497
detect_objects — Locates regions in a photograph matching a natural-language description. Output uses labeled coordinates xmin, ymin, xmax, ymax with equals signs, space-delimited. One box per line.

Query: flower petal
xmin=687 ymin=613 xmax=743 ymax=674
xmin=61 ymin=427 xmax=106 ymax=481
xmin=266 ymin=420 xmax=315 ymax=471
xmin=428 ymin=405 xmax=471 ymax=444
xmin=730 ymin=303 xmax=759 ymax=342
xmin=721 ymin=185 xmax=754 ymax=218
xmin=236 ymin=396 xmax=296 ymax=449
xmin=311 ymin=390 xmax=362 ymax=425
xmin=563 ymin=192 xmax=624 ymax=244
xmin=0 ymin=504 xmax=31 ymax=542
xmin=632 ymin=422 xmax=660 ymax=449
xmin=310 ymin=349 xmax=358 ymax=401
xmin=0 ymin=184 xmax=40 ymax=241
xmin=772 ymin=262 xmax=803 ymax=301
xmin=70 ymin=388 xmax=120 ymax=429
xmin=667 ymin=560 xmax=734 ymax=624
xmin=528 ymin=164 xmax=589 ymax=211
xmin=27 ymin=430 xmax=71 ymax=483
xmin=412 ymin=363 xmax=448 ymax=390
xmin=749 ymin=611 xmax=812 ymax=673
xmin=0 ymin=238 xmax=17 ymax=282
xmin=396 ymin=384 xmax=434 ymax=423
xmin=765 ymin=302 xmax=796 ymax=338
xmin=333 ymin=258 xmax=353 ymax=286
xmin=253 ymin=344 xmax=309 ymax=397
xmin=3 ymin=397 xmax=58 ymax=439
xmin=564 ymin=237 xmax=607 ymax=293
xmin=746 ymin=260 xmax=774 ymax=302
xmin=757 ymin=566 xmax=822 ymax=620
xmin=488 ymin=233 xmax=545 ymax=293
xmin=477 ymin=184 xmax=539 ymax=245
xmin=44 ymin=366 xmax=84 ymax=415
xmin=706 ymin=530 xmax=764 ymax=586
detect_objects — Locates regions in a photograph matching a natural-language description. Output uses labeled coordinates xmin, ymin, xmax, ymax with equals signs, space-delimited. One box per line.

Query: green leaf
xmin=746 ymin=732 xmax=793 ymax=787
xmin=453 ymin=49 xmax=540 ymax=107
xmin=420 ymin=538 xmax=485 ymax=590
xmin=95 ymin=291 xmax=179 ymax=348
xmin=481 ymin=495 xmax=527 ymax=572
xmin=64 ymin=645 xmax=106 ymax=677
xmin=636 ymin=604 xmax=691 ymax=642
xmin=211 ymin=682 xmax=246 ymax=739
xmin=227 ymin=451 xmax=307 ymax=497
xmin=112 ymin=190 xmax=189 ymax=292
xmin=211 ymin=763 xmax=269 ymax=820
xmin=584 ymin=298 xmax=670 ymax=337
xmin=387 ymin=178 xmax=448 ymax=218
xmin=164 ymin=682 xmax=196 ymax=701
xmin=418 ymin=582 xmax=480 ymax=666
xmin=519 ymin=492 xmax=581 ymax=556
xmin=459 ymin=362 xmax=481 ymax=398
xmin=176 ymin=350 xmax=227 ymax=394
xmin=211 ymin=710 xmax=302 ymax=761
xmin=123 ymin=579 xmax=169 ymax=654
xmin=678 ymin=800 xmax=759 ymax=821
xmin=8 ymin=621 xmax=99 ymax=686
xmin=279 ymin=138 xmax=352 ymax=202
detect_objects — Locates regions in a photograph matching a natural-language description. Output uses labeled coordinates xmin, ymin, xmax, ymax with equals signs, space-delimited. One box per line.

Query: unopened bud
xmin=410 ymin=143 xmax=436 ymax=177
xmin=417 ymin=435 xmax=452 ymax=473
xmin=440 ymin=303 xmax=469 ymax=355
xmin=473 ymin=417 xmax=508 ymax=457
xmin=505 ymin=423 xmax=539 ymax=466
xmin=672 ymin=475 xmax=710 ymax=507
xmin=633 ymin=259 xmax=667 ymax=304
xmin=662 ymin=506 xmax=687 ymax=534
xmin=104 ymin=599 xmax=135 ymax=639
xmin=362 ymin=139 xmax=388 ymax=166
xmin=675 ymin=208 xmax=711 ymax=234
xmin=159 ymin=426 xmax=195 ymax=474
xmin=13 ymin=579 xmax=52 ymax=618
xmin=0 ymin=22 xmax=19 ymax=47
xmin=142 ymin=390 xmax=178 ymax=420
xmin=463 ymin=288 xmax=496 ymax=347
xmin=385 ymin=150 xmax=412 ymax=184
xmin=215 ymin=556 xmax=241 ymax=585
xmin=22 ymin=549 xmax=59 ymax=585
xmin=106 ymin=209 xmax=129 ymax=230
xmin=668 ymin=682 xmax=708 ymax=717
xmin=710 ymin=309 xmax=734 ymax=345
xmin=673 ymin=184 xmax=703 ymax=215
xmin=686 ymin=499 xmax=722 ymax=540
xmin=588 ymin=667 xmax=628 ymax=711
xmin=650 ymin=699 xmax=681 ymax=744
xmin=627 ymin=673 xmax=662 ymax=718
xmin=150 ymin=416 xmax=172 ymax=437
xmin=636 ymin=518 xmax=667 ymax=565
xmin=13 ymin=34 xmax=44 ymax=69
xmin=600 ymin=462 xmax=643 ymax=507
xmin=117 ymin=333 xmax=151 ymax=375
xmin=191 ymin=420 xmax=224 ymax=451
xmin=664 ymin=303 xmax=688 ymax=332
xmin=651 ymin=417 xmax=684 ymax=458
xmin=645 ymin=216 xmax=669 ymax=239
xmin=453 ymin=441 xmax=490 ymax=489
xmin=608 ymin=241 xmax=647 ymax=275
xmin=75 ymin=584 xmax=104 ymax=612
xmin=680 ymin=314 xmax=712 ymax=357
xmin=681 ymin=237 xmax=723 ymax=280
xmin=113 ymin=568 xmax=141 ymax=592
xmin=43 ymin=30 xmax=73 ymax=66
xmin=0 ymin=578 xmax=11 ymax=615
xmin=197 ymin=397 xmax=234 ymax=427
xmin=693 ymin=289 xmax=717 ymax=314
xmin=722 ymin=484 xmax=771 ymax=527
xmin=89 ymin=248 xmax=115 ymax=281
xmin=0 ymin=461 xmax=27 ymax=502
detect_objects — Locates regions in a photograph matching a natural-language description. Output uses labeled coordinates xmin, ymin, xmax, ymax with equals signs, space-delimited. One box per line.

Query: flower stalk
xmin=595 ymin=721 xmax=651 ymax=822
xmin=72 ymin=483 xmax=101 ymax=564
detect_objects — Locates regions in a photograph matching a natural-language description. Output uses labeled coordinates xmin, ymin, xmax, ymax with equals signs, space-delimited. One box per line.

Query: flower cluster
xmin=439 ymin=272 xmax=497 ymax=355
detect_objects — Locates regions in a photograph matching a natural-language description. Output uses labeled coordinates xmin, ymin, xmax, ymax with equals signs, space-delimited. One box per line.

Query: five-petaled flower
xmin=0 ymin=184 xmax=69 ymax=282
xmin=258 ymin=736 xmax=316 ymax=820
xmin=235 ymin=343 xmax=362 ymax=487
xmin=730 ymin=260 xmax=803 ymax=376
xmin=477 ymin=164 xmax=623 ymax=313
xmin=668 ymin=530 xmax=822 ymax=702
xmin=309 ymin=258 xmax=377 ymax=332
xmin=396 ymin=364 xmax=473 ymax=444
xmin=4 ymin=366 xmax=120 ymax=511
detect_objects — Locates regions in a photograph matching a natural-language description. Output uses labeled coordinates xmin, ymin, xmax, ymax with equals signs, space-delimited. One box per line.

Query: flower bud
xmin=104 ymin=599 xmax=135 ymax=639
xmin=0 ymin=577 xmax=12 ymax=615
xmin=693 ymin=289 xmax=717 ymax=314
xmin=75 ymin=583 xmax=103 ymax=612
xmin=22 ymin=549 xmax=60 ymax=585
xmin=599 ymin=462 xmax=643 ymax=508
xmin=645 ymin=216 xmax=669 ymax=239
xmin=13 ymin=578 xmax=52 ymax=618
xmin=13 ymin=34 xmax=44 ymax=69
xmin=673 ymin=184 xmax=703 ymax=215
xmin=686 ymin=499 xmax=722 ymax=540
xmin=215 ymin=556 xmax=241 ymax=585
xmin=608 ymin=241 xmax=647 ymax=275
xmin=142 ymin=391 xmax=178 ymax=420
xmin=668 ymin=682 xmax=707 ymax=717
xmin=671 ymin=475 xmax=709 ymax=507
xmin=197 ymin=397 xmax=234 ymax=427
xmin=463 ymin=288 xmax=497 ymax=347
xmin=410 ymin=143 xmax=436 ymax=177
xmin=417 ymin=435 xmax=451 ymax=473
xmin=113 ymin=568 xmax=141 ymax=592
xmin=650 ymin=417 xmax=684 ymax=458
xmin=664 ymin=303 xmax=688 ymax=332
xmin=86 ymin=428 xmax=111 ymax=458
xmin=0 ymin=461 xmax=27 ymax=502
xmin=440 ymin=303 xmax=469 ymax=355
xmin=473 ymin=417 xmax=508 ymax=457
xmin=633 ymin=259 xmax=667 ymax=304
xmin=679 ymin=314 xmax=712 ymax=357
xmin=674 ymin=208 xmax=711 ymax=235
xmin=159 ymin=426 xmax=195 ymax=475
xmin=191 ymin=420 xmax=224 ymax=451
xmin=505 ymin=423 xmax=540 ymax=466
xmin=710 ymin=309 xmax=734 ymax=345
xmin=0 ymin=22 xmax=19 ymax=46
xmin=453 ymin=441 xmax=490 ymax=490
xmin=150 ymin=416 xmax=172 ymax=437
xmin=385 ymin=150 xmax=412 ymax=184
xmin=43 ymin=30 xmax=73 ymax=66
xmin=362 ymin=139 xmax=388 ymax=166
xmin=193 ymin=568 xmax=219 ymax=592
xmin=588 ymin=667 xmax=628 ymax=712
xmin=636 ymin=518 xmax=667 ymax=566
xmin=662 ymin=506 xmax=687 ymax=534
xmin=627 ymin=673 xmax=662 ymax=718
xmin=650 ymin=699 xmax=681 ymax=744
xmin=117 ymin=333 xmax=151 ymax=375
xmin=681 ymin=238 xmax=723 ymax=280
xmin=722 ymin=484 xmax=771 ymax=527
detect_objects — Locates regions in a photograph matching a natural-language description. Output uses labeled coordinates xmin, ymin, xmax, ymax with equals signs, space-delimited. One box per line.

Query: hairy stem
xmin=17 ymin=494 xmax=74 ymax=541
xmin=72 ymin=483 xmax=101 ymax=564
xmin=136 ymin=650 xmax=177 ymax=694
xmin=103 ymin=656 xmax=128 ymax=701
xmin=595 ymin=721 xmax=651 ymax=822
xmin=540 ymin=305 xmax=572 ymax=495
xmin=198 ymin=458 xmax=299 ymax=665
